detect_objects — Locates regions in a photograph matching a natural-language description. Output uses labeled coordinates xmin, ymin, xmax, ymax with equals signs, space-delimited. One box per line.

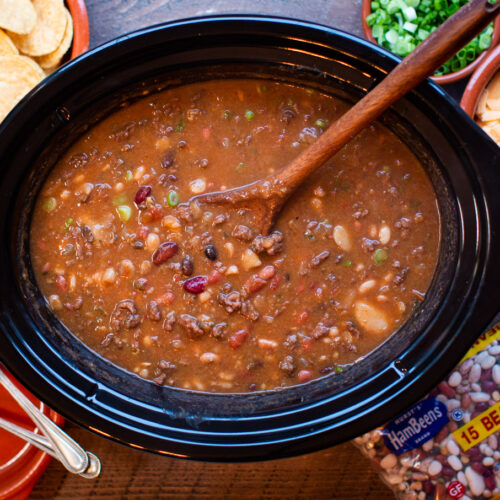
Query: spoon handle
xmin=0 ymin=366 xmax=89 ymax=474
xmin=0 ymin=416 xmax=101 ymax=478
xmin=275 ymin=0 xmax=500 ymax=193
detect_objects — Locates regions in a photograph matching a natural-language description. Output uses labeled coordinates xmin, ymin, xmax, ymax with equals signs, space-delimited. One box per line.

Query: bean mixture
xmin=30 ymin=79 xmax=440 ymax=392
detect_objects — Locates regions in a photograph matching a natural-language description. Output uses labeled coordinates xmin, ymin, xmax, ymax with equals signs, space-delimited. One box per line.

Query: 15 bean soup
xmin=30 ymin=79 xmax=440 ymax=392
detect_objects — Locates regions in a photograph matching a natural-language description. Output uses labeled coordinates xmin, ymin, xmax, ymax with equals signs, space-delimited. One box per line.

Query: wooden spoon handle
xmin=274 ymin=0 xmax=500 ymax=193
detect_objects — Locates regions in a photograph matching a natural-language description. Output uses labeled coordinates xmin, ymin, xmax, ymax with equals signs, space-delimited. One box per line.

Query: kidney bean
xmin=480 ymin=368 xmax=492 ymax=381
xmin=481 ymin=380 xmax=496 ymax=393
xmin=471 ymin=462 xmax=486 ymax=474
xmin=258 ymin=265 xmax=276 ymax=281
xmin=423 ymin=480 xmax=434 ymax=494
xmin=483 ymin=470 xmax=496 ymax=491
xmin=228 ymin=329 xmax=248 ymax=349
xmin=183 ymin=275 xmax=208 ymax=294
xmin=152 ymin=241 xmax=178 ymax=265
xmin=135 ymin=185 xmax=152 ymax=204
xmin=181 ymin=256 xmax=194 ymax=276
xmin=441 ymin=466 xmax=455 ymax=478
xmin=438 ymin=381 xmax=456 ymax=398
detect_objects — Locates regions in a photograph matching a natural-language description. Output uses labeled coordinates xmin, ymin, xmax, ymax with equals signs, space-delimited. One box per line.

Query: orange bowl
xmin=0 ymin=369 xmax=64 ymax=500
xmin=66 ymin=0 xmax=89 ymax=60
xmin=361 ymin=0 xmax=500 ymax=85
xmin=461 ymin=43 xmax=500 ymax=117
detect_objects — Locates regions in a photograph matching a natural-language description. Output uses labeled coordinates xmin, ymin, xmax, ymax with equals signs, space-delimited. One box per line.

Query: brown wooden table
xmin=28 ymin=1 xmax=456 ymax=497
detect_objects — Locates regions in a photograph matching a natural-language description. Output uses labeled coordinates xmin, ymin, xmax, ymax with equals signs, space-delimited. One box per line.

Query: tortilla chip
xmin=9 ymin=0 xmax=67 ymax=57
xmin=36 ymin=8 xmax=73 ymax=69
xmin=0 ymin=0 xmax=36 ymax=35
xmin=0 ymin=29 xmax=18 ymax=56
xmin=0 ymin=54 xmax=44 ymax=121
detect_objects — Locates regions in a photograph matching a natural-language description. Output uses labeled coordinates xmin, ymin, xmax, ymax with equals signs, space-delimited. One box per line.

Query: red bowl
xmin=361 ymin=0 xmax=500 ymax=85
xmin=0 ymin=369 xmax=64 ymax=500
xmin=461 ymin=43 xmax=500 ymax=117
xmin=66 ymin=0 xmax=90 ymax=60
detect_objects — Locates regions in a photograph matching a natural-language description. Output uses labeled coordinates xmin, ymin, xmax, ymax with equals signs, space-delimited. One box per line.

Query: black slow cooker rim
xmin=0 ymin=15 xmax=499 ymax=460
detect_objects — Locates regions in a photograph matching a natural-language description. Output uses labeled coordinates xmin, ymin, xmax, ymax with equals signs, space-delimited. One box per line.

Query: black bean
xmin=181 ymin=255 xmax=194 ymax=276
xmin=204 ymin=244 xmax=217 ymax=261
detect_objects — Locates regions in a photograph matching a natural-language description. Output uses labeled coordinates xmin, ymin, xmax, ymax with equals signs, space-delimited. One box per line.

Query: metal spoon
xmin=193 ymin=0 xmax=500 ymax=235
xmin=0 ymin=367 xmax=97 ymax=476
xmin=0 ymin=416 xmax=101 ymax=478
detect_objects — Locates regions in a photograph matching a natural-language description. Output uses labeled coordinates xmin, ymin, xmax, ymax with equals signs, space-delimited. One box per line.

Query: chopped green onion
xmin=374 ymin=248 xmax=388 ymax=266
xmin=167 ymin=190 xmax=179 ymax=207
xmin=342 ymin=259 xmax=352 ymax=267
xmin=42 ymin=197 xmax=57 ymax=212
xmin=116 ymin=205 xmax=132 ymax=222
xmin=336 ymin=366 xmax=343 ymax=373
xmin=366 ymin=0 xmax=493 ymax=75
xmin=176 ymin=117 xmax=184 ymax=132
xmin=235 ymin=162 xmax=244 ymax=173
xmin=112 ymin=193 xmax=128 ymax=206
xmin=124 ymin=170 xmax=133 ymax=182
xmin=64 ymin=218 xmax=73 ymax=230
xmin=244 ymin=110 xmax=255 ymax=121
xmin=315 ymin=118 xmax=327 ymax=129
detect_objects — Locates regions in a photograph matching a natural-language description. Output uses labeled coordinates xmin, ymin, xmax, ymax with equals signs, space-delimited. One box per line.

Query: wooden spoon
xmin=192 ymin=0 xmax=500 ymax=235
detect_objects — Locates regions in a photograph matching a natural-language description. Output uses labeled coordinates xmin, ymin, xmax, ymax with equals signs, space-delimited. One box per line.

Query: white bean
xmin=353 ymin=300 xmax=389 ymax=335
xmin=190 ymin=178 xmax=206 ymax=194
xmin=480 ymin=354 xmax=496 ymax=370
xmin=146 ymin=232 xmax=160 ymax=251
xmin=380 ymin=453 xmax=397 ymax=469
xmin=378 ymin=224 xmax=391 ymax=245
xmin=358 ymin=279 xmax=376 ymax=294
xmin=333 ymin=225 xmax=352 ymax=252
xmin=465 ymin=466 xmax=485 ymax=496
xmin=102 ymin=267 xmax=117 ymax=284
xmin=448 ymin=371 xmax=462 ymax=387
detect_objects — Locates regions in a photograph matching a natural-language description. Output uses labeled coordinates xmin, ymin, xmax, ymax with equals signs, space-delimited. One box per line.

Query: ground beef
xmin=174 ymin=204 xmax=192 ymax=223
xmin=312 ymin=322 xmax=330 ymax=339
xmin=232 ymin=224 xmax=254 ymax=241
xmin=163 ymin=311 xmax=176 ymax=331
xmin=394 ymin=266 xmax=410 ymax=285
xmin=311 ymin=250 xmax=330 ymax=267
xmin=110 ymin=121 xmax=136 ymax=141
xmin=241 ymin=300 xmax=259 ymax=321
xmin=361 ymin=237 xmax=380 ymax=253
xmin=110 ymin=299 xmax=140 ymax=331
xmin=147 ymin=300 xmax=162 ymax=321
xmin=212 ymin=214 xmax=227 ymax=226
xmin=178 ymin=314 xmax=204 ymax=337
xmin=64 ymin=297 xmax=83 ymax=311
xmin=251 ymin=231 xmax=284 ymax=255
xmin=69 ymin=226 xmax=93 ymax=259
xmin=212 ymin=322 xmax=227 ymax=339
xmin=81 ymin=225 xmax=94 ymax=242
xmin=218 ymin=290 xmax=242 ymax=313
xmin=279 ymin=355 xmax=296 ymax=375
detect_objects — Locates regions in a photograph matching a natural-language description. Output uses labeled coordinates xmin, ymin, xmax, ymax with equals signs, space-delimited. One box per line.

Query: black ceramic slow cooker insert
xmin=0 ymin=16 xmax=499 ymax=460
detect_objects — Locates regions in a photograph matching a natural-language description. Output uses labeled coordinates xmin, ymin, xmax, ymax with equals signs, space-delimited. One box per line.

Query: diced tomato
xmin=149 ymin=206 xmax=163 ymax=220
xmin=243 ymin=274 xmax=267 ymax=295
xmin=228 ymin=329 xmax=248 ymax=349
xmin=269 ymin=274 xmax=281 ymax=290
xmin=156 ymin=292 xmax=175 ymax=305
xmin=296 ymin=283 xmax=305 ymax=294
xmin=300 ymin=337 xmax=313 ymax=350
xmin=208 ymin=270 xmax=222 ymax=285
xmin=136 ymin=225 xmax=150 ymax=240
xmin=55 ymin=275 xmax=68 ymax=291
xmin=295 ymin=310 xmax=309 ymax=325
xmin=202 ymin=127 xmax=211 ymax=140
xmin=297 ymin=369 xmax=313 ymax=383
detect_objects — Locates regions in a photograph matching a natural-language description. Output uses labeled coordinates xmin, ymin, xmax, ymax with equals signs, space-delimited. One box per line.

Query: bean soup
xmin=30 ymin=79 xmax=440 ymax=392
